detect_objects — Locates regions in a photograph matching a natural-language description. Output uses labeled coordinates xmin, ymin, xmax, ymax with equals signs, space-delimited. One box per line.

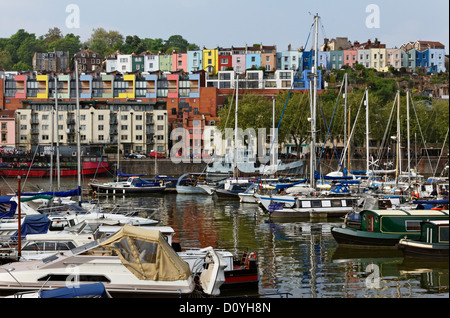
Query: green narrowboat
xmin=331 ymin=209 xmax=449 ymax=247
xmin=397 ymin=220 xmax=449 ymax=259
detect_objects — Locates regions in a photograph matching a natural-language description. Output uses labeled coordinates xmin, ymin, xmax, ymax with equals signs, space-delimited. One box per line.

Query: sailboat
xmin=258 ymin=14 xmax=358 ymax=218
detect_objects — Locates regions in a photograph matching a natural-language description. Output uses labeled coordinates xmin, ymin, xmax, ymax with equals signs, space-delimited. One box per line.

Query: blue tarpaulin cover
xmin=117 ymin=169 xmax=146 ymax=177
xmin=0 ymin=196 xmax=17 ymax=218
xmin=20 ymin=187 xmax=81 ymax=198
xmin=39 ymin=283 xmax=110 ymax=298
xmin=10 ymin=214 xmax=50 ymax=239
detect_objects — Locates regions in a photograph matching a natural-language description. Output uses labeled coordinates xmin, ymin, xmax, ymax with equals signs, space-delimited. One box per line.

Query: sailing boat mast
xmin=75 ymin=60 xmax=82 ymax=204
xmin=310 ymin=13 xmax=319 ymax=188
xmin=55 ymin=77 xmax=60 ymax=190
xmin=406 ymin=89 xmax=411 ymax=188
xmin=343 ymin=73 xmax=348 ymax=173
xmin=365 ymin=88 xmax=370 ymax=174
xmin=234 ymin=75 xmax=239 ymax=180
xmin=395 ymin=90 xmax=400 ymax=187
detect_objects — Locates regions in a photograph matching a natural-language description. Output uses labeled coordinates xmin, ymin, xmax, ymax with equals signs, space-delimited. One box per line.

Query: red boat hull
xmin=0 ymin=161 xmax=111 ymax=178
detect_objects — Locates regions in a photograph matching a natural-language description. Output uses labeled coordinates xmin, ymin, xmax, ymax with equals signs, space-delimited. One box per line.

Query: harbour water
xmin=1 ymin=176 xmax=448 ymax=298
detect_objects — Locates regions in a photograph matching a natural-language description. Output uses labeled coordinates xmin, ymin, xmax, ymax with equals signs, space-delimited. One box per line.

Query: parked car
xmin=149 ymin=152 xmax=165 ymax=158
xmin=125 ymin=153 xmax=146 ymax=159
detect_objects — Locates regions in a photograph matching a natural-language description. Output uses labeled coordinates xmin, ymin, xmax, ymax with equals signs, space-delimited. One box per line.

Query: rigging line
xmin=21 ymin=144 xmax=40 ymax=191
xmin=434 ymin=127 xmax=449 ymax=177
xmin=409 ymin=94 xmax=433 ymax=174
xmin=315 ymin=76 xmax=345 ymax=171
xmin=376 ymin=93 xmax=397 ymax=162
xmin=339 ymin=90 xmax=366 ymax=167
xmin=259 ymin=25 xmax=313 ymax=178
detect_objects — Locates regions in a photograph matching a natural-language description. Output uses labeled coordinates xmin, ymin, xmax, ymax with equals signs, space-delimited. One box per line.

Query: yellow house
xmin=118 ymin=74 xmax=135 ymax=99
xmin=36 ymin=75 xmax=49 ymax=99
xmin=370 ymin=48 xmax=388 ymax=72
xmin=203 ymin=48 xmax=219 ymax=75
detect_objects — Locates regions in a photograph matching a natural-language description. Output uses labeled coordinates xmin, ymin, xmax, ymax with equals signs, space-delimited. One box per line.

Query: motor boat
xmin=0 ymin=225 xmax=226 ymax=297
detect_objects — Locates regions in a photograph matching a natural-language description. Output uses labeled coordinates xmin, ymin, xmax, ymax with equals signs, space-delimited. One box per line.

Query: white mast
xmin=75 ymin=60 xmax=82 ymax=204
xmin=365 ymin=88 xmax=370 ymax=174
xmin=55 ymin=77 xmax=61 ymax=190
xmin=406 ymin=89 xmax=411 ymax=187
xmin=310 ymin=13 xmax=319 ymax=188
xmin=234 ymin=75 xmax=239 ymax=180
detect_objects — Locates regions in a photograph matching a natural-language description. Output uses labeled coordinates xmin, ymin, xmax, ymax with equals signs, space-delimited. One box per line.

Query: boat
xmin=396 ymin=220 xmax=449 ymax=259
xmin=98 ymin=225 xmax=259 ymax=290
xmin=0 ymin=225 xmax=226 ymax=297
xmin=175 ymin=173 xmax=213 ymax=194
xmin=0 ymin=155 xmax=111 ymax=178
xmin=89 ymin=176 xmax=166 ymax=194
xmin=213 ymin=178 xmax=252 ymax=198
xmin=331 ymin=209 xmax=449 ymax=247
xmin=266 ymin=196 xmax=358 ymax=218
xmin=1 ymin=195 xmax=159 ymax=237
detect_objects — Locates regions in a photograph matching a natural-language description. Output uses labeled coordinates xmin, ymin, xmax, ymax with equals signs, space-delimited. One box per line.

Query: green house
xmin=132 ymin=54 xmax=145 ymax=72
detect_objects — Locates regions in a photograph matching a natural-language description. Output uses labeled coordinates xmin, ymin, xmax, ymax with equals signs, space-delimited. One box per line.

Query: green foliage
xmin=0 ymin=28 xmax=198 ymax=70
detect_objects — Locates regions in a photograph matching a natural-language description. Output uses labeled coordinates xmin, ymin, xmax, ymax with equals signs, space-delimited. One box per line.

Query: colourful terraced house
xmin=203 ymin=48 xmax=219 ymax=74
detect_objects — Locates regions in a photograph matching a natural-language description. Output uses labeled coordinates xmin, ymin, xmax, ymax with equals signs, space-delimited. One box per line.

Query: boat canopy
xmin=99 ymin=225 xmax=191 ymax=281
xmin=413 ymin=199 xmax=449 ymax=205
xmin=10 ymin=214 xmax=50 ymax=239
xmin=20 ymin=187 xmax=81 ymax=198
xmin=117 ymin=169 xmax=146 ymax=177
xmin=0 ymin=196 xmax=17 ymax=218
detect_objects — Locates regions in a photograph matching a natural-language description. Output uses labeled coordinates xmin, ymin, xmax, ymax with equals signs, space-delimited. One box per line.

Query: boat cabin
xmin=419 ymin=220 xmax=449 ymax=244
xmin=359 ymin=209 xmax=449 ymax=239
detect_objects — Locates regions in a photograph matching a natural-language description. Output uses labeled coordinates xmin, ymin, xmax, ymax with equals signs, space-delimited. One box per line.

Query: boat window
xmin=135 ymin=240 xmax=158 ymax=263
xmin=311 ymin=200 xmax=322 ymax=208
xmin=439 ymin=226 xmax=449 ymax=243
xmin=346 ymin=200 xmax=353 ymax=207
xmin=300 ymin=201 xmax=311 ymax=208
xmin=22 ymin=242 xmax=44 ymax=251
xmin=57 ymin=242 xmax=76 ymax=250
xmin=45 ymin=242 xmax=56 ymax=251
xmin=405 ymin=221 xmax=421 ymax=231
xmin=113 ymin=238 xmax=136 ymax=263
xmin=331 ymin=200 xmax=342 ymax=207
xmin=37 ymin=274 xmax=111 ymax=283
xmin=322 ymin=200 xmax=331 ymax=207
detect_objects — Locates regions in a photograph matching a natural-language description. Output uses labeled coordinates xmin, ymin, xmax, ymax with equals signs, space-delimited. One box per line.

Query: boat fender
xmin=246 ymin=252 xmax=257 ymax=269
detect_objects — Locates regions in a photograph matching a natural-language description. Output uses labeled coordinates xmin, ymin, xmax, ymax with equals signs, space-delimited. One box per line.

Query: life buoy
xmin=245 ymin=252 xmax=257 ymax=269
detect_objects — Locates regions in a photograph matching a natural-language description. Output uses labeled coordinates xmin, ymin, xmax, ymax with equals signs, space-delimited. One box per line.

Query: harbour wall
xmin=113 ymin=155 xmax=448 ymax=178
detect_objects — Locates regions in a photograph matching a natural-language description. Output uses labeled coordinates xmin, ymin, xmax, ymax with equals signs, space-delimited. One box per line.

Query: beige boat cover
xmin=99 ymin=225 xmax=191 ymax=281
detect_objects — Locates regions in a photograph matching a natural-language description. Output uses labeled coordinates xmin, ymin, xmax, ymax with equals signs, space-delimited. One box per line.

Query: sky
xmin=0 ymin=0 xmax=448 ymax=53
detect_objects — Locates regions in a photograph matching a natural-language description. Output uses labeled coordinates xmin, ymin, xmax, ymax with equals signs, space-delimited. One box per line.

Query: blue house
xmin=416 ymin=49 xmax=429 ymax=69
xmin=246 ymin=53 xmax=261 ymax=70
xmin=293 ymin=69 xmax=322 ymax=90
xmin=428 ymin=48 xmax=446 ymax=73
xmin=187 ymin=50 xmax=203 ymax=73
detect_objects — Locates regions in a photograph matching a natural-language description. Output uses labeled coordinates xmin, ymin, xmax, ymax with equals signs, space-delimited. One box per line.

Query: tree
xmin=84 ymin=28 xmax=124 ymax=56
xmin=44 ymin=27 xmax=63 ymax=45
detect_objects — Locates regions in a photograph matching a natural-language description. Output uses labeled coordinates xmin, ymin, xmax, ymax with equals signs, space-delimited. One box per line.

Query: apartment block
xmin=32 ymin=51 xmax=70 ymax=73
xmin=73 ymin=49 xmax=103 ymax=72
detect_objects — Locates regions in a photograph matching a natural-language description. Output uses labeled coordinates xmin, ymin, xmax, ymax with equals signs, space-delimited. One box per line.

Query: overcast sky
xmin=1 ymin=0 xmax=448 ymax=53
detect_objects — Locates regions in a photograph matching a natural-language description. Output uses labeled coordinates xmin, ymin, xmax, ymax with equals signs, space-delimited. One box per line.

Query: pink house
xmin=0 ymin=109 xmax=16 ymax=149
xmin=14 ymin=75 xmax=27 ymax=99
xmin=343 ymin=48 xmax=358 ymax=68
xmin=172 ymin=52 xmax=187 ymax=72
